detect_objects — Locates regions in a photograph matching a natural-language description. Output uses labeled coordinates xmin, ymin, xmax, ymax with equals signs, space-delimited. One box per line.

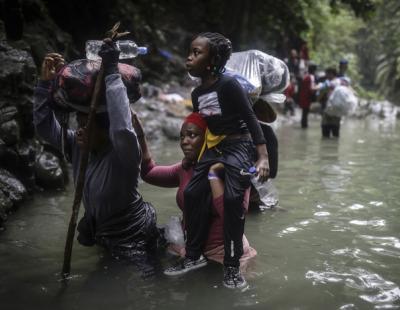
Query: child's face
xmin=186 ymin=36 xmax=211 ymax=78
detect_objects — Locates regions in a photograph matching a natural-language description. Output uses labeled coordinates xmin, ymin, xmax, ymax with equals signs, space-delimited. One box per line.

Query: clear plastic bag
xmin=164 ymin=216 xmax=185 ymax=246
xmin=251 ymin=178 xmax=279 ymax=210
xmin=225 ymin=49 xmax=290 ymax=99
xmin=325 ymin=85 xmax=358 ymax=117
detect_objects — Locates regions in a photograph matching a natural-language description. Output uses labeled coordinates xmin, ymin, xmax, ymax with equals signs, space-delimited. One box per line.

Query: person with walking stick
xmin=33 ymin=41 xmax=159 ymax=275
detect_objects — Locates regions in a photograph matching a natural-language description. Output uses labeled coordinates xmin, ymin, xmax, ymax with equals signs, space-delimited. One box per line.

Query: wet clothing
xmin=187 ymin=75 xmax=265 ymax=267
xmin=185 ymin=138 xmax=256 ymax=267
xmin=321 ymin=113 xmax=341 ymax=138
xmin=299 ymin=73 xmax=315 ymax=128
xmin=191 ymin=75 xmax=266 ymax=145
xmin=33 ymin=74 xmax=158 ymax=255
xmin=140 ymin=159 xmax=257 ymax=265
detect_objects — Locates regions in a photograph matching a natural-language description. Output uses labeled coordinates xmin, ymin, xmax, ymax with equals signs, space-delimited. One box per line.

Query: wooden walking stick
xmin=62 ymin=22 xmax=129 ymax=278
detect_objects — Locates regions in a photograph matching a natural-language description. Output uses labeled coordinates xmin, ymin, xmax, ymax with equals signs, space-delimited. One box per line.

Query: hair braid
xmin=196 ymin=32 xmax=232 ymax=76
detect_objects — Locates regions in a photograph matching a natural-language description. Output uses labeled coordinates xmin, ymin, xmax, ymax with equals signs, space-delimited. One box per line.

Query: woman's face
xmin=180 ymin=122 xmax=205 ymax=161
xmin=75 ymin=112 xmax=108 ymax=150
xmin=186 ymin=36 xmax=211 ymax=78
xmin=76 ymin=112 xmax=89 ymax=148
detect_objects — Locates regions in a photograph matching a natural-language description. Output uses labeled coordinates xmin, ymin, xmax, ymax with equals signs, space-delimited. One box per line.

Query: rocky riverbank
xmin=0 ymin=2 xmax=398 ymax=231
xmin=0 ymin=15 xmax=192 ymax=230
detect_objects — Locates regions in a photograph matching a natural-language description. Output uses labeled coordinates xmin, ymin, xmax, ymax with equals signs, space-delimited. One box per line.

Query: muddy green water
xmin=1 ymin=117 xmax=399 ymax=310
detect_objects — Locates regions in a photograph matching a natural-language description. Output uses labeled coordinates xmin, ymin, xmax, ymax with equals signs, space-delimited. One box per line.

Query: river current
xmin=1 ymin=115 xmax=399 ymax=310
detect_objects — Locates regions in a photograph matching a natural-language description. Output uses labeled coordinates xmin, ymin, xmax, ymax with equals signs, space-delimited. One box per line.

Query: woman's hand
xmin=40 ymin=53 xmax=65 ymax=81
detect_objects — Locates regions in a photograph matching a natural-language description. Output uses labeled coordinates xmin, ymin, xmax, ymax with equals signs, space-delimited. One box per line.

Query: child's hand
xmin=40 ymin=53 xmax=65 ymax=81
xmin=254 ymin=157 xmax=269 ymax=183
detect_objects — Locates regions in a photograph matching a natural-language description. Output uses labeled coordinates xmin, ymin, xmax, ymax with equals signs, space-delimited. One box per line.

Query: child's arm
xmin=226 ymin=79 xmax=270 ymax=181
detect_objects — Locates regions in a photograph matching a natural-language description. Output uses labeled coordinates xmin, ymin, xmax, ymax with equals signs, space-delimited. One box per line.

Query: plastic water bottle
xmin=85 ymin=40 xmax=148 ymax=61
xmin=247 ymin=166 xmax=279 ymax=209
xmin=164 ymin=216 xmax=185 ymax=246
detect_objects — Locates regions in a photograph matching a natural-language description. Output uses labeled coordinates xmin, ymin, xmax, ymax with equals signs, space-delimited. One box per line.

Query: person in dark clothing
xmin=317 ymin=67 xmax=341 ymax=138
xmin=338 ymin=58 xmax=349 ymax=78
xmin=33 ymin=45 xmax=159 ymax=266
xmin=164 ymin=32 xmax=269 ymax=289
xmin=283 ymin=73 xmax=297 ymax=116
xmin=298 ymin=62 xmax=317 ymax=128
xmin=286 ymin=49 xmax=300 ymax=77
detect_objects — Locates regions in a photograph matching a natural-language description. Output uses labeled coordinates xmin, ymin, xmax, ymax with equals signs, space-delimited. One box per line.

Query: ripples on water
xmin=1 ymin=117 xmax=400 ymax=309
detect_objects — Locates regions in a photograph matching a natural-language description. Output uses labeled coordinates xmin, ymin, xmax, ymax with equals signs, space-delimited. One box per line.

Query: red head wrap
xmin=183 ymin=112 xmax=207 ymax=131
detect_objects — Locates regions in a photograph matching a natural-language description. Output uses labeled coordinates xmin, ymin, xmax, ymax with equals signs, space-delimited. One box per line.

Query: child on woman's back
xmin=164 ymin=32 xmax=269 ymax=289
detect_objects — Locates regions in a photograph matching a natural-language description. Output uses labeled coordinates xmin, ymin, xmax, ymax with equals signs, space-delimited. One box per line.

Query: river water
xmin=1 ymin=116 xmax=399 ymax=310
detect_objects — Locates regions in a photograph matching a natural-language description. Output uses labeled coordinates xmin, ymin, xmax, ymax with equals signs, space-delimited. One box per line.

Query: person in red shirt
xmin=298 ymin=62 xmax=317 ymax=128
xmin=132 ymin=112 xmax=257 ymax=266
xmin=283 ymin=73 xmax=297 ymax=116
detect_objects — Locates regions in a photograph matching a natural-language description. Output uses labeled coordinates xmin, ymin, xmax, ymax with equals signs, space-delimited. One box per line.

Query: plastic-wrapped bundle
xmin=164 ymin=216 xmax=185 ymax=246
xmin=325 ymin=86 xmax=358 ymax=117
xmin=53 ymin=59 xmax=142 ymax=113
xmin=225 ymin=49 xmax=289 ymax=100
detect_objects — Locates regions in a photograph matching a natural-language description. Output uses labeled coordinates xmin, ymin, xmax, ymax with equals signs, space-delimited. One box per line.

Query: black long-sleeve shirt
xmin=191 ymin=75 xmax=266 ymax=145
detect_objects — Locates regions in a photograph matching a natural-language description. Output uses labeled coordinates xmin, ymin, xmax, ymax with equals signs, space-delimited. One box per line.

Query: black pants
xmin=301 ymin=107 xmax=309 ymax=128
xmin=321 ymin=114 xmax=341 ymax=138
xmin=184 ymin=138 xmax=255 ymax=267
xmin=321 ymin=124 xmax=340 ymax=138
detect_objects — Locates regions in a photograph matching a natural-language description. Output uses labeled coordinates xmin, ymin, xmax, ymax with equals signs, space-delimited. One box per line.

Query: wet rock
xmin=369 ymin=100 xmax=398 ymax=119
xmin=0 ymin=106 xmax=18 ymax=123
xmin=0 ymin=119 xmax=20 ymax=146
xmin=34 ymin=150 xmax=64 ymax=189
xmin=349 ymin=98 xmax=371 ymax=119
xmin=0 ymin=189 xmax=13 ymax=216
xmin=0 ymin=168 xmax=27 ymax=205
xmin=350 ymin=99 xmax=398 ymax=120
xmin=0 ymin=138 xmax=18 ymax=167
xmin=161 ymin=117 xmax=182 ymax=140
xmin=0 ymin=40 xmax=36 ymax=109
xmin=15 ymin=141 xmax=37 ymax=192
xmin=164 ymin=101 xmax=191 ymax=118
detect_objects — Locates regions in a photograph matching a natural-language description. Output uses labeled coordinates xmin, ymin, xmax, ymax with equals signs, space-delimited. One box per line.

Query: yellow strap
xmin=198 ymin=128 xmax=226 ymax=161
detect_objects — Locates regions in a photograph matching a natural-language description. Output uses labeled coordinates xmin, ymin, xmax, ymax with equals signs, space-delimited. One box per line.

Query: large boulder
xmin=34 ymin=150 xmax=65 ymax=189
xmin=0 ymin=168 xmax=27 ymax=206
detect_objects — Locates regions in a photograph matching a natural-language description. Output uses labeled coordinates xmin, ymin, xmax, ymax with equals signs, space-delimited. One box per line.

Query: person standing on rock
xmin=33 ymin=43 xmax=159 ymax=270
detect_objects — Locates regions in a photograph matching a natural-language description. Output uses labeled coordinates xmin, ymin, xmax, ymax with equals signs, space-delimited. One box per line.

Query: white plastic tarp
xmin=225 ymin=49 xmax=289 ymax=102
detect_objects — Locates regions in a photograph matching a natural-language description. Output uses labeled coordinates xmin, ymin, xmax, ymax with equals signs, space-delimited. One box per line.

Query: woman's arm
xmin=131 ymin=110 xmax=181 ymax=187
xmin=131 ymin=110 xmax=152 ymax=165
xmin=141 ymin=160 xmax=181 ymax=188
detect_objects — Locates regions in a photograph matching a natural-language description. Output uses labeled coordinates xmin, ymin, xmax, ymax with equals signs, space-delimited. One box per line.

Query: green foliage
xmin=306 ymin=1 xmax=364 ymax=80
xmin=370 ymin=0 xmax=400 ymax=103
xmin=302 ymin=0 xmax=400 ymax=103
xmin=330 ymin=0 xmax=376 ymax=18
